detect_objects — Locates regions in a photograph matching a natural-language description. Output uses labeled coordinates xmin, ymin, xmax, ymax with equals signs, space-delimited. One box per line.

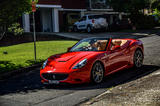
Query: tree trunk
xmin=0 ymin=26 xmax=7 ymax=40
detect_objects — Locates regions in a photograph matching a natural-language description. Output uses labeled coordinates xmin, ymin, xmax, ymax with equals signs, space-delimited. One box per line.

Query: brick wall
xmin=38 ymin=0 xmax=61 ymax=5
xmin=61 ymin=0 xmax=86 ymax=9
xmin=38 ymin=0 xmax=86 ymax=9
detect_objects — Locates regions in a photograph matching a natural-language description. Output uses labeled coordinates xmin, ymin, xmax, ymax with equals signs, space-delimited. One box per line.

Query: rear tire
xmin=91 ymin=62 xmax=104 ymax=84
xmin=133 ymin=49 xmax=143 ymax=68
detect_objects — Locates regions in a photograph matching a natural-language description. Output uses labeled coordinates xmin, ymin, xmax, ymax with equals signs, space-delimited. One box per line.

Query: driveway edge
xmin=0 ymin=64 xmax=41 ymax=81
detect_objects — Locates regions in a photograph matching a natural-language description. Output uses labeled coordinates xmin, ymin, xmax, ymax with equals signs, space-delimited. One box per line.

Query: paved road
xmin=0 ymin=34 xmax=160 ymax=106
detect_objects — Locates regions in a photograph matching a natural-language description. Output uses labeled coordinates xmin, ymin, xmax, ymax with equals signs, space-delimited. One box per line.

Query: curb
xmin=0 ymin=63 xmax=42 ymax=81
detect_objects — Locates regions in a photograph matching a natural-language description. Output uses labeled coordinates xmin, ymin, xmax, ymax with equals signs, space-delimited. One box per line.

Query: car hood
xmin=48 ymin=52 xmax=91 ymax=62
xmin=44 ymin=52 xmax=96 ymax=73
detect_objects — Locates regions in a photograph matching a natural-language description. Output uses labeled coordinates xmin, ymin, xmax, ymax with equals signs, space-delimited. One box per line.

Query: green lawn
xmin=0 ymin=40 xmax=77 ymax=73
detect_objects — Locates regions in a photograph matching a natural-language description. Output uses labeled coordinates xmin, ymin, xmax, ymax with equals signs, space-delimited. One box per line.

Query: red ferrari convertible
xmin=40 ymin=37 xmax=144 ymax=85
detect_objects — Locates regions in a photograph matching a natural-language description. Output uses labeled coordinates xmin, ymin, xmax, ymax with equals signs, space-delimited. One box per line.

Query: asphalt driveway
xmin=0 ymin=33 xmax=160 ymax=106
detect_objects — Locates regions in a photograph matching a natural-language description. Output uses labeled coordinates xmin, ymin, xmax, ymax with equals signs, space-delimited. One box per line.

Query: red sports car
xmin=40 ymin=37 xmax=144 ymax=85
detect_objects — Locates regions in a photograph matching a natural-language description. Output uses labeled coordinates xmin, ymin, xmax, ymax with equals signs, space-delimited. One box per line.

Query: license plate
xmin=48 ymin=80 xmax=60 ymax=84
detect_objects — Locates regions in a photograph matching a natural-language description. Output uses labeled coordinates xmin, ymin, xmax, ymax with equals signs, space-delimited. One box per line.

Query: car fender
xmin=87 ymin=53 xmax=106 ymax=72
xmin=129 ymin=40 xmax=144 ymax=65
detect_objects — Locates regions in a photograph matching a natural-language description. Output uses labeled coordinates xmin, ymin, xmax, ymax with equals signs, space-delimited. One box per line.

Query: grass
xmin=0 ymin=40 xmax=77 ymax=73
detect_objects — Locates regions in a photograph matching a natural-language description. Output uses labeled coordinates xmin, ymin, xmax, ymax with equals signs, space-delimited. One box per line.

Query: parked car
xmin=40 ymin=37 xmax=144 ymax=85
xmin=73 ymin=14 xmax=108 ymax=33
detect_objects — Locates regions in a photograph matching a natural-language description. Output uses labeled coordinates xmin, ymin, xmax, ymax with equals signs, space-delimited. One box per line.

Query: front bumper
xmin=40 ymin=68 xmax=91 ymax=85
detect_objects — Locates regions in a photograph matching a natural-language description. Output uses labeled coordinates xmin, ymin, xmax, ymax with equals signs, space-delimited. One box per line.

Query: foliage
xmin=130 ymin=13 xmax=156 ymax=29
xmin=0 ymin=0 xmax=32 ymax=27
xmin=151 ymin=9 xmax=160 ymax=24
xmin=151 ymin=0 xmax=160 ymax=10
xmin=0 ymin=40 xmax=77 ymax=73
xmin=0 ymin=61 xmax=22 ymax=74
xmin=8 ymin=23 xmax=24 ymax=36
xmin=108 ymin=0 xmax=158 ymax=29
xmin=108 ymin=0 xmax=150 ymax=13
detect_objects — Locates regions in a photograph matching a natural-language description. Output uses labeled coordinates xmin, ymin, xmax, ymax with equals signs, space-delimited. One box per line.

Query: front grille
xmin=42 ymin=73 xmax=69 ymax=80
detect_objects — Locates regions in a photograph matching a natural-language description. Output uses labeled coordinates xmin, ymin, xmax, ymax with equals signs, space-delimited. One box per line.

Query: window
xmin=87 ymin=0 xmax=110 ymax=9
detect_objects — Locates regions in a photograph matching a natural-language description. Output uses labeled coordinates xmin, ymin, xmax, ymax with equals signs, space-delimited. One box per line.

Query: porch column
xmin=80 ymin=11 xmax=85 ymax=17
xmin=110 ymin=15 xmax=113 ymax=25
xmin=119 ymin=13 xmax=122 ymax=20
xmin=22 ymin=14 xmax=30 ymax=32
xmin=52 ymin=8 xmax=59 ymax=32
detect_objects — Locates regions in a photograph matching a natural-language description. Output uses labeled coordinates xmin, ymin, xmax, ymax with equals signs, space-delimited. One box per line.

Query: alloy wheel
xmin=91 ymin=62 xmax=104 ymax=84
xmin=134 ymin=49 xmax=143 ymax=68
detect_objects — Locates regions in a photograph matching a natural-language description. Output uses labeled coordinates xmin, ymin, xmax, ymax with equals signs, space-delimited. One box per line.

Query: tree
xmin=108 ymin=0 xmax=157 ymax=29
xmin=151 ymin=0 xmax=160 ymax=25
xmin=151 ymin=0 xmax=160 ymax=10
xmin=0 ymin=0 xmax=32 ymax=27
xmin=108 ymin=0 xmax=150 ymax=13
xmin=0 ymin=0 xmax=38 ymax=39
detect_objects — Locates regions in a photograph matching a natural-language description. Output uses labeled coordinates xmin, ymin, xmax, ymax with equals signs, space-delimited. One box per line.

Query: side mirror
xmin=112 ymin=45 xmax=121 ymax=51
xmin=67 ymin=47 xmax=72 ymax=52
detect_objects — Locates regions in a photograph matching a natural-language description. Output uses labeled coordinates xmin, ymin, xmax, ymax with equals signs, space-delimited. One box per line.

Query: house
xmin=22 ymin=0 xmax=122 ymax=33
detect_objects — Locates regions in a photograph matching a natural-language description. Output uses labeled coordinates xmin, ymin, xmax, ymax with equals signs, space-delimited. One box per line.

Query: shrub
xmin=130 ymin=13 xmax=157 ymax=29
xmin=8 ymin=23 xmax=24 ymax=36
xmin=152 ymin=9 xmax=160 ymax=25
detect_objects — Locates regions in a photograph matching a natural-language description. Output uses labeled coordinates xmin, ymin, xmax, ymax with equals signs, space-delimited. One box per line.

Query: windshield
xmin=70 ymin=38 xmax=109 ymax=52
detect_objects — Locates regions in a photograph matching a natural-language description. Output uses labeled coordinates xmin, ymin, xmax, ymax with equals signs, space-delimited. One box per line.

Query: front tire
xmin=133 ymin=49 xmax=143 ymax=68
xmin=91 ymin=62 xmax=104 ymax=84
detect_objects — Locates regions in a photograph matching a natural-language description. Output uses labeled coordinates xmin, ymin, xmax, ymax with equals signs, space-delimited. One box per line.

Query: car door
xmin=119 ymin=40 xmax=131 ymax=66
xmin=106 ymin=40 xmax=129 ymax=72
xmin=107 ymin=48 xmax=123 ymax=72
xmin=77 ymin=16 xmax=86 ymax=30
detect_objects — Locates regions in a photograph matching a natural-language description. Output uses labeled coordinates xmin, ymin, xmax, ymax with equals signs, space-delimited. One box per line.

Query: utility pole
xmin=32 ymin=0 xmax=37 ymax=61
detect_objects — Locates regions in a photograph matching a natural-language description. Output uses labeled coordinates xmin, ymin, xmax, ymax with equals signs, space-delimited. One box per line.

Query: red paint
xmin=92 ymin=19 xmax=95 ymax=23
xmin=40 ymin=38 xmax=144 ymax=84
xmin=32 ymin=1 xmax=36 ymax=12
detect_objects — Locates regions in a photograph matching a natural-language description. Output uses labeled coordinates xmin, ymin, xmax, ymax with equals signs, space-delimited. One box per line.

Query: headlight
xmin=42 ymin=59 xmax=48 ymax=69
xmin=72 ymin=59 xmax=87 ymax=69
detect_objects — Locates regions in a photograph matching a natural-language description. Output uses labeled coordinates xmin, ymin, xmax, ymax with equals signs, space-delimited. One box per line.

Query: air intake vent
xmin=42 ymin=73 xmax=68 ymax=80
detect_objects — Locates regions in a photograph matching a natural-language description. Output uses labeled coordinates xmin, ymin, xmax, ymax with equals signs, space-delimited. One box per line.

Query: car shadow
xmin=0 ymin=65 xmax=159 ymax=95
xmin=46 ymin=65 xmax=159 ymax=90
